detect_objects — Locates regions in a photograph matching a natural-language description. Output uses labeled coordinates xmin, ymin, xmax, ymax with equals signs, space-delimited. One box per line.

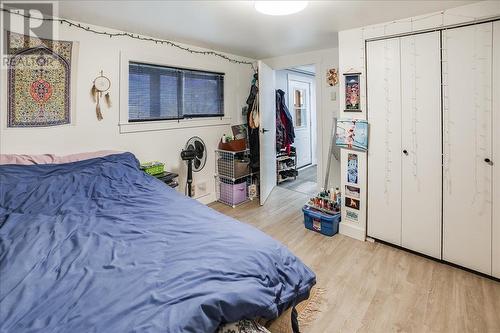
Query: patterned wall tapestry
xmin=7 ymin=32 xmax=74 ymax=127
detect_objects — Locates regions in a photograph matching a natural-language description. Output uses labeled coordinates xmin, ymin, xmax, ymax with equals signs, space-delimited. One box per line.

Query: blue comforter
xmin=0 ymin=153 xmax=315 ymax=332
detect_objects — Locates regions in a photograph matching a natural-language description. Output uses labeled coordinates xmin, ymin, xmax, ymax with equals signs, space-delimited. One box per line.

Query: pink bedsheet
xmin=0 ymin=150 xmax=121 ymax=165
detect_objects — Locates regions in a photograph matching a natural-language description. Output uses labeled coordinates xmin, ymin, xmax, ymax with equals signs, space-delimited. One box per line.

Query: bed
xmin=0 ymin=152 xmax=315 ymax=332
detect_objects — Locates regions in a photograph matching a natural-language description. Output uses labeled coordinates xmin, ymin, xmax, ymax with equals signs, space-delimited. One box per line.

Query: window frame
xmin=119 ymin=51 xmax=231 ymax=133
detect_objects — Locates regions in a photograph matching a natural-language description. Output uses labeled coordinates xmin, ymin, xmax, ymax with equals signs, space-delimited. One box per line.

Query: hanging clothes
xmin=246 ymin=74 xmax=260 ymax=171
xmin=275 ymin=89 xmax=295 ymax=153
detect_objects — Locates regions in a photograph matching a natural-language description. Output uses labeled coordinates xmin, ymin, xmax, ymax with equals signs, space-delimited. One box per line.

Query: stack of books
xmin=154 ymin=172 xmax=179 ymax=188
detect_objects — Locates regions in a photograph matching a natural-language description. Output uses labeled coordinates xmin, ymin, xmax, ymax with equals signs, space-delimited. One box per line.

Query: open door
xmin=258 ymin=60 xmax=276 ymax=205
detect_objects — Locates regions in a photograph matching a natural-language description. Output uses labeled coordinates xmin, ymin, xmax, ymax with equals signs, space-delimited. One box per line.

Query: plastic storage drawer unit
xmin=302 ymin=205 xmax=341 ymax=236
xmin=219 ymin=181 xmax=247 ymax=206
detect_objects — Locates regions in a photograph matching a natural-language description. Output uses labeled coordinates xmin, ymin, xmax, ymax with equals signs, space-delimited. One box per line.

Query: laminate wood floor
xmin=279 ymin=165 xmax=318 ymax=196
xmin=210 ymin=186 xmax=500 ymax=333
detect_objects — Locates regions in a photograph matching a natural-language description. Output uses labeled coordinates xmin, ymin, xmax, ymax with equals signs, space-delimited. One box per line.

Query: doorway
xmin=275 ymin=65 xmax=317 ymax=196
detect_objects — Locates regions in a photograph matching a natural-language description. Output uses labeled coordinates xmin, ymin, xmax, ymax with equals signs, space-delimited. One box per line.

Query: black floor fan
xmin=181 ymin=136 xmax=207 ymax=197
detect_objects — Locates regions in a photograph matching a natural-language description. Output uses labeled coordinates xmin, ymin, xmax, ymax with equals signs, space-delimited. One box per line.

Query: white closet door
xmin=443 ymin=23 xmax=493 ymax=274
xmin=400 ymin=32 xmax=442 ymax=259
xmin=367 ymin=38 xmax=402 ymax=245
xmin=493 ymin=21 xmax=500 ymax=279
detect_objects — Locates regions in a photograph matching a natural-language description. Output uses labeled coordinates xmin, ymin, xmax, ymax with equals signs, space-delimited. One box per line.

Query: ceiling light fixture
xmin=254 ymin=1 xmax=308 ymax=16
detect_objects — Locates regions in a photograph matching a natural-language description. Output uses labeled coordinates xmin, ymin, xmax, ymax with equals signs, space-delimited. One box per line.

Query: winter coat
xmin=275 ymin=89 xmax=295 ymax=152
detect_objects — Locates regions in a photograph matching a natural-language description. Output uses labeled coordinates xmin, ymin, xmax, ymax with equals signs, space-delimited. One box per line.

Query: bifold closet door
xmin=443 ymin=23 xmax=493 ymax=274
xmin=493 ymin=21 xmax=500 ymax=279
xmin=400 ymin=32 xmax=442 ymax=259
xmin=367 ymin=38 xmax=402 ymax=245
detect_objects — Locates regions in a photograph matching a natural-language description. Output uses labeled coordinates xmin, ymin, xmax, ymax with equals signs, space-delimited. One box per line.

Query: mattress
xmin=0 ymin=152 xmax=315 ymax=332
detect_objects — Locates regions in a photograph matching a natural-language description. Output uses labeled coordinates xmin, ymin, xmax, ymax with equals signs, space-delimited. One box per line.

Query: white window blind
xmin=129 ymin=62 xmax=224 ymax=122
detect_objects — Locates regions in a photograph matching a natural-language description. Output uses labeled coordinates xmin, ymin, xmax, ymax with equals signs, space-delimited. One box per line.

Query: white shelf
xmin=277 ymin=166 xmax=295 ymax=172
xmin=277 ymin=155 xmax=296 ymax=162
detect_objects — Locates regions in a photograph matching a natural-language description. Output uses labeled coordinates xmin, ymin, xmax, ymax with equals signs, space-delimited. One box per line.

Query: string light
xmin=442 ymin=20 xmax=493 ymax=209
xmin=409 ymin=31 xmax=420 ymax=189
xmin=442 ymin=28 xmax=453 ymax=196
xmin=472 ymin=22 xmax=480 ymax=205
xmin=1 ymin=8 xmax=257 ymax=72
xmin=347 ymin=7 xmax=498 ymax=214
xmin=358 ymin=9 xmax=495 ymax=203
xmin=383 ymin=31 xmax=393 ymax=204
xmin=476 ymin=23 xmax=492 ymax=208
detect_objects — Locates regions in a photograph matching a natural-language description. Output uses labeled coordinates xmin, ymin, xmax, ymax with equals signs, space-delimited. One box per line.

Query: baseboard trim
xmin=373 ymin=238 xmax=500 ymax=282
xmin=339 ymin=222 xmax=366 ymax=241
xmin=197 ymin=193 xmax=216 ymax=205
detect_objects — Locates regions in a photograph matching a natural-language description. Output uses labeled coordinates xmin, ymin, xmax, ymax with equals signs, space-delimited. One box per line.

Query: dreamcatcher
xmin=91 ymin=70 xmax=111 ymax=120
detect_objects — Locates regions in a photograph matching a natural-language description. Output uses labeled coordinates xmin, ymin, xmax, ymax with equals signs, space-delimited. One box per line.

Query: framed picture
xmin=231 ymin=124 xmax=248 ymax=140
xmin=345 ymin=185 xmax=360 ymax=199
xmin=345 ymin=197 xmax=360 ymax=210
xmin=347 ymin=153 xmax=358 ymax=184
xmin=345 ymin=209 xmax=359 ymax=222
xmin=344 ymin=73 xmax=361 ymax=112
xmin=335 ymin=119 xmax=368 ymax=151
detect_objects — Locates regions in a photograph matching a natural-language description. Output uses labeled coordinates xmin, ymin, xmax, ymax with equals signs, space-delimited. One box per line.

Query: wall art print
xmin=326 ymin=68 xmax=338 ymax=86
xmin=344 ymin=73 xmax=361 ymax=111
xmin=345 ymin=197 xmax=360 ymax=211
xmin=7 ymin=32 xmax=76 ymax=127
xmin=345 ymin=185 xmax=360 ymax=199
xmin=335 ymin=119 xmax=368 ymax=151
xmin=345 ymin=209 xmax=359 ymax=222
xmin=347 ymin=153 xmax=358 ymax=184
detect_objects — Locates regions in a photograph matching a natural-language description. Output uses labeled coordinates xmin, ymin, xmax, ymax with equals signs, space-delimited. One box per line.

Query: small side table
xmin=153 ymin=172 xmax=179 ymax=188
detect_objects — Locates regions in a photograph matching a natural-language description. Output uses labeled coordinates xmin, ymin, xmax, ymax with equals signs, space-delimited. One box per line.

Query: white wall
xmin=0 ymin=14 xmax=254 ymax=204
xmin=338 ymin=0 xmax=500 ymax=241
xmin=263 ymin=48 xmax=340 ymax=191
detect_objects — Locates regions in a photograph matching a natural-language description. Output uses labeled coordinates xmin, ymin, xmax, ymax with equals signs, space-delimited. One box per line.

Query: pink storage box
xmin=219 ymin=182 xmax=247 ymax=206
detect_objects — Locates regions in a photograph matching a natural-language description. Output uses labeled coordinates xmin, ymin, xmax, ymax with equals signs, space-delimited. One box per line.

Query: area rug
xmin=267 ymin=285 xmax=325 ymax=333
xmin=217 ymin=286 xmax=325 ymax=333
xmin=7 ymin=31 xmax=77 ymax=127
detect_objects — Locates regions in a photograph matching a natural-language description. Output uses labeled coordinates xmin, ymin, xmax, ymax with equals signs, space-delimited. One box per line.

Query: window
xmin=293 ymin=88 xmax=307 ymax=127
xmin=128 ymin=62 xmax=224 ymax=122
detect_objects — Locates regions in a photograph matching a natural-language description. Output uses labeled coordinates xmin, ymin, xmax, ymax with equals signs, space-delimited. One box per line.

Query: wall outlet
xmin=196 ymin=181 xmax=207 ymax=195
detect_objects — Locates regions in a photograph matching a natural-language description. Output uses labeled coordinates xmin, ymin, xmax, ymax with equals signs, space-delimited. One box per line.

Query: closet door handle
xmin=261 ymin=128 xmax=270 ymax=133
xmin=403 ymin=149 xmax=409 ymax=156
xmin=484 ymin=158 xmax=493 ymax=166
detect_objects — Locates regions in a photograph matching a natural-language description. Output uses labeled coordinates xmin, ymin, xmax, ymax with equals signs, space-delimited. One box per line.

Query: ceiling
xmin=58 ymin=1 xmax=476 ymax=59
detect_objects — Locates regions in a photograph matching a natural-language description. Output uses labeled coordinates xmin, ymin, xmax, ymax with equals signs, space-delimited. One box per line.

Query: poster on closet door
xmin=335 ymin=119 xmax=368 ymax=151
xmin=345 ymin=185 xmax=360 ymax=199
xmin=347 ymin=153 xmax=358 ymax=184
xmin=345 ymin=197 xmax=360 ymax=210
xmin=345 ymin=209 xmax=359 ymax=222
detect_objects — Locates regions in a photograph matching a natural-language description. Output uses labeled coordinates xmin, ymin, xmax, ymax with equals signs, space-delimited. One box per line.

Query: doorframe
xmin=287 ymin=73 xmax=317 ymax=168
xmin=263 ymin=62 xmax=323 ymax=192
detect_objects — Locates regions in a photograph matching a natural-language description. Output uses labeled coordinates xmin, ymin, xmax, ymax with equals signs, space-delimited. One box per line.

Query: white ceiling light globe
xmin=254 ymin=1 xmax=308 ymax=16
